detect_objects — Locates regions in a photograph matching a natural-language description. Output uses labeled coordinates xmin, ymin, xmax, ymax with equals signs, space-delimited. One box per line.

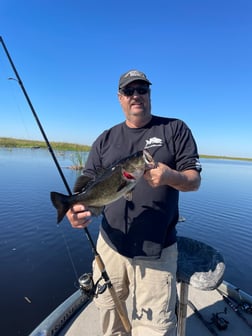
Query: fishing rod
xmin=0 ymin=36 xmax=131 ymax=333
xmin=217 ymin=289 xmax=252 ymax=331
xmin=187 ymin=300 xmax=220 ymax=336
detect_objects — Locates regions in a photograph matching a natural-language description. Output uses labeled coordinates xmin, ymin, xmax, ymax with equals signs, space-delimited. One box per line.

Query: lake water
xmin=0 ymin=148 xmax=252 ymax=335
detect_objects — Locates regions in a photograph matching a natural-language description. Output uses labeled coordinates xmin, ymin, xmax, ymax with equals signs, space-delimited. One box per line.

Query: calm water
xmin=0 ymin=148 xmax=252 ymax=335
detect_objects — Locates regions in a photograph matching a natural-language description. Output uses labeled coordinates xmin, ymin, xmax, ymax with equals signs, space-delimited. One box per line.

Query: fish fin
xmin=124 ymin=191 xmax=133 ymax=201
xmin=50 ymin=191 xmax=70 ymax=224
xmin=73 ymin=175 xmax=93 ymax=192
xmin=88 ymin=206 xmax=104 ymax=216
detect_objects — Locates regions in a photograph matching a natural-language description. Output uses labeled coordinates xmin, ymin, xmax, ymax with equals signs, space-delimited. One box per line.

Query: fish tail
xmin=50 ymin=191 xmax=70 ymax=224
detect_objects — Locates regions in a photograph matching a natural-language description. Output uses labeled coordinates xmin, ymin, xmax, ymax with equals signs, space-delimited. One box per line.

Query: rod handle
xmin=95 ymin=254 xmax=131 ymax=333
xmin=107 ymin=284 xmax=131 ymax=333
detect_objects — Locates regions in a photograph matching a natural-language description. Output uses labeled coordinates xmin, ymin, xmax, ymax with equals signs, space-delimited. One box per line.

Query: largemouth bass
xmin=50 ymin=149 xmax=155 ymax=223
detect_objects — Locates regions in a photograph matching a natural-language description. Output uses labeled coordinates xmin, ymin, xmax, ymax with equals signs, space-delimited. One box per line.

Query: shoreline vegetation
xmin=0 ymin=137 xmax=90 ymax=170
xmin=0 ymin=137 xmax=91 ymax=152
xmin=1 ymin=137 xmax=252 ymax=162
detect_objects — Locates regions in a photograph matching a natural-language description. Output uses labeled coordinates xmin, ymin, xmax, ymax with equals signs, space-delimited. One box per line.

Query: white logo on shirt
xmin=145 ymin=137 xmax=163 ymax=149
xmin=195 ymin=159 xmax=202 ymax=171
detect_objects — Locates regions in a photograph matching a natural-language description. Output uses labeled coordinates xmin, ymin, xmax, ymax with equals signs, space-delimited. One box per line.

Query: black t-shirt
xmin=79 ymin=115 xmax=201 ymax=258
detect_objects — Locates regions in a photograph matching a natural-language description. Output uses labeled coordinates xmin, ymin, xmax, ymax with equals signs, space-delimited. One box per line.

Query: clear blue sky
xmin=1 ymin=1 xmax=251 ymax=158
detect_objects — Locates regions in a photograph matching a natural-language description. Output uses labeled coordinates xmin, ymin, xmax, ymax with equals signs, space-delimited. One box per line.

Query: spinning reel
xmin=78 ymin=273 xmax=107 ymax=298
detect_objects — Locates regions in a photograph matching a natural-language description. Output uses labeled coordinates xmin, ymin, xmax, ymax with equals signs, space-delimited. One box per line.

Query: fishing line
xmin=60 ymin=229 xmax=79 ymax=281
xmin=0 ymin=37 xmax=79 ymax=279
xmin=8 ymin=78 xmax=32 ymax=139
xmin=0 ymin=36 xmax=131 ymax=332
xmin=0 ymin=36 xmax=93 ymax=272
xmin=0 ymin=56 xmax=31 ymax=139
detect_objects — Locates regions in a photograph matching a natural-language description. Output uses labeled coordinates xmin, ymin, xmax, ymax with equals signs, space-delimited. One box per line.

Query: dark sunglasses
xmin=120 ymin=86 xmax=149 ymax=97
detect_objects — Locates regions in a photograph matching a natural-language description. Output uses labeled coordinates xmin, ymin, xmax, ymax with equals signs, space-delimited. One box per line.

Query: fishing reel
xmin=239 ymin=302 xmax=252 ymax=314
xmin=78 ymin=273 xmax=107 ymax=298
xmin=211 ymin=308 xmax=229 ymax=330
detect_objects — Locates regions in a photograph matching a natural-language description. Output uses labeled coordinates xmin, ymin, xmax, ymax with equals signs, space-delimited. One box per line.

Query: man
xmin=67 ymin=70 xmax=201 ymax=335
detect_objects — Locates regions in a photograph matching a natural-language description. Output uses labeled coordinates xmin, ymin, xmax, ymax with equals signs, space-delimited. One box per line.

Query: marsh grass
xmin=0 ymin=137 xmax=90 ymax=170
xmin=0 ymin=137 xmax=91 ymax=152
xmin=69 ymin=151 xmax=87 ymax=170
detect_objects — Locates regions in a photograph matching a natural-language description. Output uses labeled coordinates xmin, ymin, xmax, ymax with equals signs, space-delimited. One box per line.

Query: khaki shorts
xmin=93 ymin=233 xmax=178 ymax=336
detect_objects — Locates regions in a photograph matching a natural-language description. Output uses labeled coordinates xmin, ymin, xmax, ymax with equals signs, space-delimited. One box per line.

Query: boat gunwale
xmin=29 ymin=289 xmax=90 ymax=336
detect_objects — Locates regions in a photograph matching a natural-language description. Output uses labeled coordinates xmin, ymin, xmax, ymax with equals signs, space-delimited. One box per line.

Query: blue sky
xmin=0 ymin=1 xmax=251 ymax=158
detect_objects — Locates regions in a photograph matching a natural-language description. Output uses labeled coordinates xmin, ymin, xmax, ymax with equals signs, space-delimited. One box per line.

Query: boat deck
xmin=29 ymin=236 xmax=252 ymax=336
xmin=60 ymin=283 xmax=252 ymax=335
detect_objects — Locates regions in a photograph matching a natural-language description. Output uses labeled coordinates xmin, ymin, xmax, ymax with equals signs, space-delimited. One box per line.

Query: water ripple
xmin=1 ymin=150 xmax=252 ymax=335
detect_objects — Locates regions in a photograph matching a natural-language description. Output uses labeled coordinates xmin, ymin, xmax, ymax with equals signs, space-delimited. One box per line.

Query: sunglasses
xmin=120 ymin=86 xmax=149 ymax=97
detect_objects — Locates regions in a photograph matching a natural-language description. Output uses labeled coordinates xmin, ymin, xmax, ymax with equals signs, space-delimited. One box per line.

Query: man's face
xmin=118 ymin=80 xmax=151 ymax=127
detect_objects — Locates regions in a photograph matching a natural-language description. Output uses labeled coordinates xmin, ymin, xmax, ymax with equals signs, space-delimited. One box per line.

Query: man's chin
xmin=130 ymin=110 xmax=145 ymax=117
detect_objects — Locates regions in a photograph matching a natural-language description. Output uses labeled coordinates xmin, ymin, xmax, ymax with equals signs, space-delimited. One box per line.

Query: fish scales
xmin=50 ymin=150 xmax=155 ymax=223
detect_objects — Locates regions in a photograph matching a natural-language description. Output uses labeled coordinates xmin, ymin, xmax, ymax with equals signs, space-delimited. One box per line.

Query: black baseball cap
xmin=118 ymin=70 xmax=152 ymax=89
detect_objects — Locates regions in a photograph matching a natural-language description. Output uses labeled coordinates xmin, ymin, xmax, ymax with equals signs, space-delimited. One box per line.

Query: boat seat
xmin=177 ymin=236 xmax=225 ymax=290
xmin=176 ymin=236 xmax=225 ymax=336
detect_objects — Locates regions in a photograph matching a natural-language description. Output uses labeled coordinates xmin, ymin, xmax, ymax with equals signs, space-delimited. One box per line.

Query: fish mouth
xmin=143 ymin=149 xmax=156 ymax=169
xmin=122 ymin=170 xmax=136 ymax=180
